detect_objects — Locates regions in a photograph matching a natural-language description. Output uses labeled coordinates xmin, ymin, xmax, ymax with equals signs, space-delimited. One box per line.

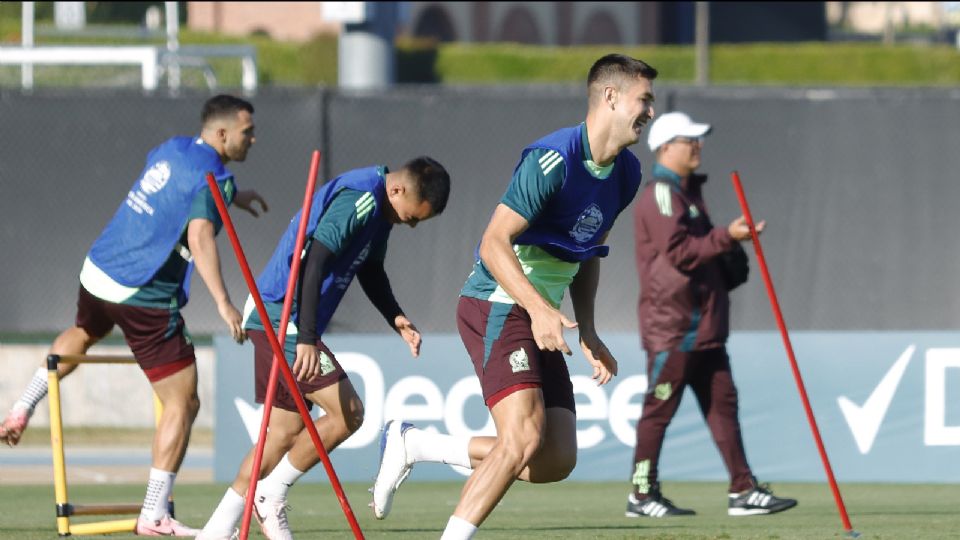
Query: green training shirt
xmin=244 ymin=185 xmax=389 ymax=334
xmin=460 ymin=124 xmax=614 ymax=308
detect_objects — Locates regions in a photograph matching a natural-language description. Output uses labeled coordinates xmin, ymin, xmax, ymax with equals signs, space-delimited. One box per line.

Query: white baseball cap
xmin=647 ymin=111 xmax=712 ymax=152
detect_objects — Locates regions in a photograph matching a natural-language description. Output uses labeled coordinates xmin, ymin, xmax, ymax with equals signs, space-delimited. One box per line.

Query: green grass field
xmin=2 ymin=481 xmax=957 ymax=539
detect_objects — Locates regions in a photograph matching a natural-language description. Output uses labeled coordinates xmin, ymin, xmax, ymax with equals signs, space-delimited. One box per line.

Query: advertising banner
xmin=214 ymin=332 xmax=960 ymax=483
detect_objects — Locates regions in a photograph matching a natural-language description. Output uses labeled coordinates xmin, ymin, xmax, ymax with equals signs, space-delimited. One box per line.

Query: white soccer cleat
xmin=254 ymin=494 xmax=294 ymax=540
xmin=135 ymin=514 xmax=201 ymax=536
xmin=371 ymin=420 xmax=415 ymax=520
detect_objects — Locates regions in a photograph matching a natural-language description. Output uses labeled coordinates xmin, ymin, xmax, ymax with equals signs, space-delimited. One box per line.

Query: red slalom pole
xmin=730 ymin=171 xmax=856 ymax=537
xmin=236 ymin=150 xmax=361 ymax=540
xmin=204 ymin=163 xmax=364 ymax=540
xmin=237 ymin=150 xmax=319 ymax=540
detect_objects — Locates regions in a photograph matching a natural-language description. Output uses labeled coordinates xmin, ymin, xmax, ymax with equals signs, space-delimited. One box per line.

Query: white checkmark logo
xmin=837 ymin=344 xmax=914 ymax=454
xmin=234 ymin=397 xmax=265 ymax=443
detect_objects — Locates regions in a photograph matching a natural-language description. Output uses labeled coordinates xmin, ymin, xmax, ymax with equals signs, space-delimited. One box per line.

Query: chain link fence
xmin=2 ymin=85 xmax=960 ymax=337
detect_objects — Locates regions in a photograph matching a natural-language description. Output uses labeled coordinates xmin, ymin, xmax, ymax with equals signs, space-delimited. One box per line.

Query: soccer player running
xmin=626 ymin=111 xmax=796 ymax=518
xmin=372 ymin=54 xmax=657 ymax=539
xmin=0 ymin=95 xmax=266 ymax=536
xmin=195 ymin=157 xmax=450 ymax=540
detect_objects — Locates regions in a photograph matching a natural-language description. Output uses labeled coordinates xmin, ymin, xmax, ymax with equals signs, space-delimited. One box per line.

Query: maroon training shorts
xmin=456 ymin=296 xmax=575 ymax=412
xmin=248 ymin=329 xmax=348 ymax=412
xmin=75 ymin=285 xmax=195 ymax=382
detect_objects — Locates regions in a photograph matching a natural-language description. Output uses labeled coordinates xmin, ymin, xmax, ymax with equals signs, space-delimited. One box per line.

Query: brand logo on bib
xmin=140 ymin=161 xmax=171 ymax=195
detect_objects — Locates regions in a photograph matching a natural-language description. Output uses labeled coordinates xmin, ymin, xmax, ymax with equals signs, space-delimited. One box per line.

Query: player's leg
xmin=111 ymin=302 xmax=200 ymax=536
xmin=688 ymin=348 xmax=752 ymax=492
xmin=137 ymin=361 xmax=200 ymax=536
xmin=511 ymin=348 xmax=578 ymax=483
xmin=284 ymin=377 xmax=364 ymax=472
xmin=199 ymin=329 xmax=306 ymax=540
xmin=626 ymin=349 xmax=695 ymax=518
xmin=197 ymin=408 xmax=303 ymax=540
xmin=690 ymin=347 xmax=796 ymax=516
xmin=1 ymin=285 xmax=111 ymax=446
xmin=446 ymin=386 xmax=546 ymax=535
xmin=380 ymin=404 xmax=572 ymax=490
xmin=252 ymin=337 xmax=358 ymax=540
xmin=440 ymin=297 xmax=568 ymax=537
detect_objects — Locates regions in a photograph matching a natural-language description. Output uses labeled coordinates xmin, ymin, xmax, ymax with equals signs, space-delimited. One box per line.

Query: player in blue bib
xmin=0 ymin=95 xmax=268 ymax=536
xmin=372 ymin=54 xmax=658 ymax=538
xmin=197 ymin=157 xmax=451 ymax=540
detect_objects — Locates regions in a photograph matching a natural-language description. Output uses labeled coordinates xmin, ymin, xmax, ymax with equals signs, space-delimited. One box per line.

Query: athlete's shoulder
xmin=520 ymin=147 xmax=566 ymax=180
xmin=331 ymin=187 xmax=378 ymax=224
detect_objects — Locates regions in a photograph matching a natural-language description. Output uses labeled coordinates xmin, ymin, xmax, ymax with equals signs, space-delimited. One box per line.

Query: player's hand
xmin=529 ymin=304 xmax=577 ymax=355
xmin=394 ymin=315 xmax=421 ymax=358
xmin=234 ymin=189 xmax=269 ymax=218
xmin=293 ymin=343 xmax=321 ymax=382
xmin=579 ymin=330 xmax=617 ymax=386
xmin=728 ymin=215 xmax=766 ymax=241
xmin=217 ymin=300 xmax=245 ymax=343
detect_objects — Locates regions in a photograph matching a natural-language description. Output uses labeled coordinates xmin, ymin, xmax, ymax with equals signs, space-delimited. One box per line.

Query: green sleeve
xmin=500 ymin=148 xmax=566 ymax=223
xmin=312 ymin=189 xmax=375 ymax=256
xmin=188 ymin=177 xmax=236 ymax=231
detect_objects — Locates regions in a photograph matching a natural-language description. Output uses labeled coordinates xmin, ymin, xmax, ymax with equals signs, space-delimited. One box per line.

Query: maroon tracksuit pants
xmin=631 ymin=346 xmax=754 ymax=494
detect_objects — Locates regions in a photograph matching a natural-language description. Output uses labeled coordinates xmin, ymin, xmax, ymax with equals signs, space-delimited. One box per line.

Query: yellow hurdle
xmin=47 ymin=354 xmax=169 ymax=536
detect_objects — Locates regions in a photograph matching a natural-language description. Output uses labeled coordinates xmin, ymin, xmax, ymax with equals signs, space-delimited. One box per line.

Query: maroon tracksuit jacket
xmin=634 ymin=170 xmax=735 ymax=354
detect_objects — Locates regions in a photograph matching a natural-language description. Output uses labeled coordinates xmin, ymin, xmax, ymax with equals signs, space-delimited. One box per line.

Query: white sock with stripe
xmin=13 ymin=368 xmax=48 ymax=413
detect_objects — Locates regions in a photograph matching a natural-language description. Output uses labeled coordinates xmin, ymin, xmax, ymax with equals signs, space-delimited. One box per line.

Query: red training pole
xmin=237 ymin=149 xmax=319 ymax=540
xmin=730 ymin=171 xmax=856 ymax=536
xmin=204 ymin=162 xmax=364 ymax=540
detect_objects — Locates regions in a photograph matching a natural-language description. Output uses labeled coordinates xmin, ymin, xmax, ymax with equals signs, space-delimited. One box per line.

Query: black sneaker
xmin=625 ymin=485 xmax=696 ymax=518
xmin=728 ymin=481 xmax=797 ymax=516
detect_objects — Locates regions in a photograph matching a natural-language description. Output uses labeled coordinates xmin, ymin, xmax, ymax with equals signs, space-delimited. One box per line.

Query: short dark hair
xmin=201 ymin=94 xmax=254 ymax=125
xmin=403 ymin=156 xmax=451 ymax=215
xmin=587 ymin=54 xmax=658 ymax=90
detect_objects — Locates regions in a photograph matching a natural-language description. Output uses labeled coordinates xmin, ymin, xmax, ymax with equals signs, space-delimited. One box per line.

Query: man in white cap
xmin=626 ymin=111 xmax=797 ymax=518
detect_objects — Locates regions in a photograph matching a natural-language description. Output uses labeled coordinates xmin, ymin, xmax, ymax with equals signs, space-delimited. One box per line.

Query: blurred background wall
xmin=2 ymin=85 xmax=960 ymax=338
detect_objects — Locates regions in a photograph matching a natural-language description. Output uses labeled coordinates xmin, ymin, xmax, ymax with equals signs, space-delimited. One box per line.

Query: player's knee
xmin=272 ymin=424 xmax=301 ymax=448
xmin=502 ymin=429 xmax=544 ymax=470
xmin=184 ymin=394 xmax=200 ymax=421
xmin=343 ymin=399 xmax=364 ymax=435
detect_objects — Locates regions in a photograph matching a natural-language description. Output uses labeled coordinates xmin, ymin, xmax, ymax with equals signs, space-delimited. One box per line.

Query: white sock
xmin=140 ymin=468 xmax=176 ymax=521
xmin=405 ymin=428 xmax=472 ymax=469
xmin=440 ymin=515 xmax=478 ymax=540
xmin=200 ymin=487 xmax=245 ymax=535
xmin=257 ymin=454 xmax=304 ymax=499
xmin=14 ymin=368 xmax=48 ymax=413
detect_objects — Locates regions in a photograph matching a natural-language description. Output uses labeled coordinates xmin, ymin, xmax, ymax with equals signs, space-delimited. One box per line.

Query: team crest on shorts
xmin=319 ymin=351 xmax=335 ymax=376
xmin=688 ymin=204 xmax=700 ymax=219
xmin=509 ymin=348 xmax=530 ymax=373
xmin=568 ymin=203 xmax=604 ymax=243
xmin=654 ymin=382 xmax=672 ymax=401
